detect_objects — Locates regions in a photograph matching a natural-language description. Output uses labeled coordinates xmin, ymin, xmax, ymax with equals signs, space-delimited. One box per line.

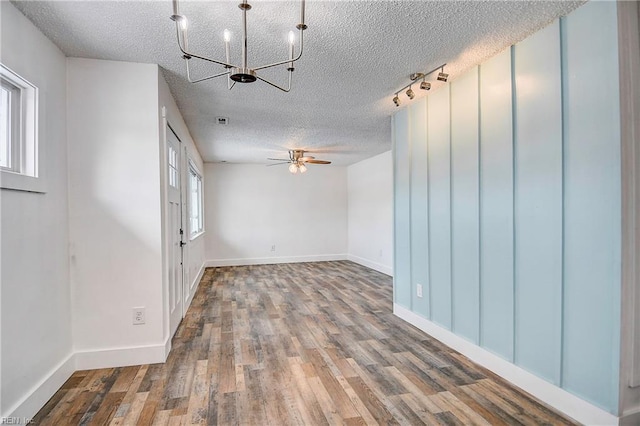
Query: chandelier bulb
xmin=289 ymin=31 xmax=295 ymax=45
xmin=223 ymin=29 xmax=231 ymax=42
xmin=180 ymin=16 xmax=188 ymax=30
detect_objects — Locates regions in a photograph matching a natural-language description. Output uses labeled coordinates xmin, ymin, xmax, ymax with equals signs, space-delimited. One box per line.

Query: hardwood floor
xmin=33 ymin=261 xmax=577 ymax=425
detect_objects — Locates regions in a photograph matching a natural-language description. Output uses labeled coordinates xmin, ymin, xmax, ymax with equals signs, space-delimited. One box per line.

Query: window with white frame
xmin=0 ymin=64 xmax=38 ymax=181
xmin=189 ymin=162 xmax=204 ymax=238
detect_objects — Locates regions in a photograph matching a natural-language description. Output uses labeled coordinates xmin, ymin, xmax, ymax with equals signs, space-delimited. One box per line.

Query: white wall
xmin=67 ymin=59 xmax=166 ymax=367
xmin=347 ymin=151 xmax=393 ymax=275
xmin=0 ymin=1 xmax=73 ymax=417
xmin=204 ymin=163 xmax=347 ymax=265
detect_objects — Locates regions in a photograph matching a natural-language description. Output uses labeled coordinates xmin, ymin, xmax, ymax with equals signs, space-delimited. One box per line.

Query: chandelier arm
xmin=255 ymin=72 xmax=292 ymax=93
xmin=174 ymin=22 xmax=235 ymax=68
xmin=253 ymin=29 xmax=304 ymax=71
xmin=185 ymin=60 xmax=231 ymax=83
xmin=228 ymin=77 xmax=236 ymax=90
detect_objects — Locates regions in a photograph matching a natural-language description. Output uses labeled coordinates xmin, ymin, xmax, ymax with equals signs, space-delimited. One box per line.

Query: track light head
xmin=437 ymin=71 xmax=449 ymax=82
xmin=420 ymin=81 xmax=431 ymax=90
xmin=410 ymin=72 xmax=425 ymax=81
xmin=406 ymin=87 xmax=415 ymax=100
xmin=393 ymin=95 xmax=400 ymax=107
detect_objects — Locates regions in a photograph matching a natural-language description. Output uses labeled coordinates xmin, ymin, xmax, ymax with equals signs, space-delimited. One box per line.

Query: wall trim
xmin=205 ymin=254 xmax=347 ymax=267
xmin=3 ymin=353 xmax=75 ymax=421
xmin=347 ymin=254 xmax=392 ymax=276
xmin=164 ymin=334 xmax=173 ymax=360
xmin=621 ymin=408 xmax=640 ymax=426
xmin=394 ymin=304 xmax=620 ymax=426
xmin=74 ymin=343 xmax=168 ymax=371
xmin=185 ymin=261 xmax=206 ymax=311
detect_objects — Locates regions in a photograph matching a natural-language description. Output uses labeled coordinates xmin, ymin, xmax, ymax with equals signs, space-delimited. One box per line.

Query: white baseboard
xmin=393 ymin=304 xmax=620 ymax=426
xmin=74 ymin=342 xmax=168 ymax=371
xmin=3 ymin=353 xmax=75 ymax=421
xmin=621 ymin=407 xmax=640 ymax=425
xmin=205 ymin=253 xmax=347 ymax=267
xmin=347 ymin=254 xmax=393 ymax=276
xmin=184 ymin=261 xmax=206 ymax=311
xmin=164 ymin=334 xmax=173 ymax=360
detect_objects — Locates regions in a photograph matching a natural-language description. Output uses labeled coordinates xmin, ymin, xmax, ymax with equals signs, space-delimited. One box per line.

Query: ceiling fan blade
xmin=299 ymin=156 xmax=315 ymax=161
xmin=266 ymin=162 xmax=290 ymax=167
xmin=267 ymin=158 xmax=290 ymax=161
xmin=305 ymin=159 xmax=331 ymax=164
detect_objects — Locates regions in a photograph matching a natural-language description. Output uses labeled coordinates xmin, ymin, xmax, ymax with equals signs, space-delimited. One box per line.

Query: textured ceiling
xmin=12 ymin=0 xmax=583 ymax=165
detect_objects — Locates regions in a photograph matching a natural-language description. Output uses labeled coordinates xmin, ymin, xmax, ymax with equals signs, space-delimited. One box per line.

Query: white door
xmin=167 ymin=125 xmax=183 ymax=338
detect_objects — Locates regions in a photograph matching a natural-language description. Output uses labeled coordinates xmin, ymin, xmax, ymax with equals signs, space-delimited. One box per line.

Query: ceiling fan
xmin=267 ymin=150 xmax=331 ymax=174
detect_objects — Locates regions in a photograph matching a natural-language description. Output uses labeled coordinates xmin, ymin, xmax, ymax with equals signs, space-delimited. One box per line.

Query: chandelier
xmin=170 ymin=0 xmax=307 ymax=92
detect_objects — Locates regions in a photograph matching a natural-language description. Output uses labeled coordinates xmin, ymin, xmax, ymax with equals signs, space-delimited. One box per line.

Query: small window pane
xmin=168 ymin=145 xmax=178 ymax=188
xmin=189 ymin=164 xmax=203 ymax=238
xmin=0 ymin=86 xmax=10 ymax=169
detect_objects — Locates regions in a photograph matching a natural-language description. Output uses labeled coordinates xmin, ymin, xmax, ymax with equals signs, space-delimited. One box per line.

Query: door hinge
xmin=180 ymin=228 xmax=184 ymax=235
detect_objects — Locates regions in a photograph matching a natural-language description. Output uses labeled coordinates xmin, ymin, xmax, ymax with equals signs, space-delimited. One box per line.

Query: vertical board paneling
xmin=513 ymin=21 xmax=563 ymax=385
xmin=393 ymin=108 xmax=412 ymax=308
xmin=427 ymin=87 xmax=452 ymax=328
xmin=392 ymin=2 xmax=623 ymax=414
xmin=479 ymin=50 xmax=514 ymax=360
xmin=561 ymin=1 xmax=621 ymax=412
xmin=410 ymin=99 xmax=430 ymax=318
xmin=450 ymin=67 xmax=480 ymax=343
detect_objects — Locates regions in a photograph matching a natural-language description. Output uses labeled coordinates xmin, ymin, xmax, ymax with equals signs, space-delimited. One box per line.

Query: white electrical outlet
xmin=416 ymin=284 xmax=423 ymax=298
xmin=271 ymin=245 xmax=276 ymax=252
xmin=132 ymin=307 xmax=145 ymax=325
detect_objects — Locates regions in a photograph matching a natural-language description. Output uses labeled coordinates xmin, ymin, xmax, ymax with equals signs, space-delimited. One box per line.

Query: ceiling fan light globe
xmin=299 ymin=164 xmax=307 ymax=173
xmin=289 ymin=163 xmax=298 ymax=174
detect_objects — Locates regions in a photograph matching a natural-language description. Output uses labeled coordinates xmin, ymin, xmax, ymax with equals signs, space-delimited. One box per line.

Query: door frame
xmin=161 ymin=106 xmax=187 ymax=343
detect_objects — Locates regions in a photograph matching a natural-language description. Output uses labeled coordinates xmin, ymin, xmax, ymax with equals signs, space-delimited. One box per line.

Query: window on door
xmin=188 ymin=162 xmax=204 ymax=239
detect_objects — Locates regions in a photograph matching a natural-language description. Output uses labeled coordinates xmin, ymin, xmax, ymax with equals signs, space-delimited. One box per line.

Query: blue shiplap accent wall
xmin=450 ymin=67 xmax=481 ymax=344
xmin=410 ymin=100 xmax=430 ymax=318
xmin=392 ymin=1 xmax=621 ymax=413
xmin=560 ymin=1 xmax=621 ymax=411
xmin=513 ymin=20 xmax=564 ymax=385
xmin=426 ymin=88 xmax=452 ymax=329
xmin=479 ymin=49 xmax=514 ymax=361
xmin=393 ymin=107 xmax=411 ymax=309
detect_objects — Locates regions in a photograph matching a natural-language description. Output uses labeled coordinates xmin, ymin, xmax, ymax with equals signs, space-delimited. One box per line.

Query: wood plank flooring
xmin=33 ymin=261 xmax=578 ymax=425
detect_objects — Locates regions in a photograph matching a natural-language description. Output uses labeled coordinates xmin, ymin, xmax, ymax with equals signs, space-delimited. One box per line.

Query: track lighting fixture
xmin=406 ymin=86 xmax=415 ymax=100
xmin=437 ymin=67 xmax=449 ymax=82
xmin=170 ymin=0 xmax=307 ymax=92
xmin=391 ymin=63 xmax=446 ymax=106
